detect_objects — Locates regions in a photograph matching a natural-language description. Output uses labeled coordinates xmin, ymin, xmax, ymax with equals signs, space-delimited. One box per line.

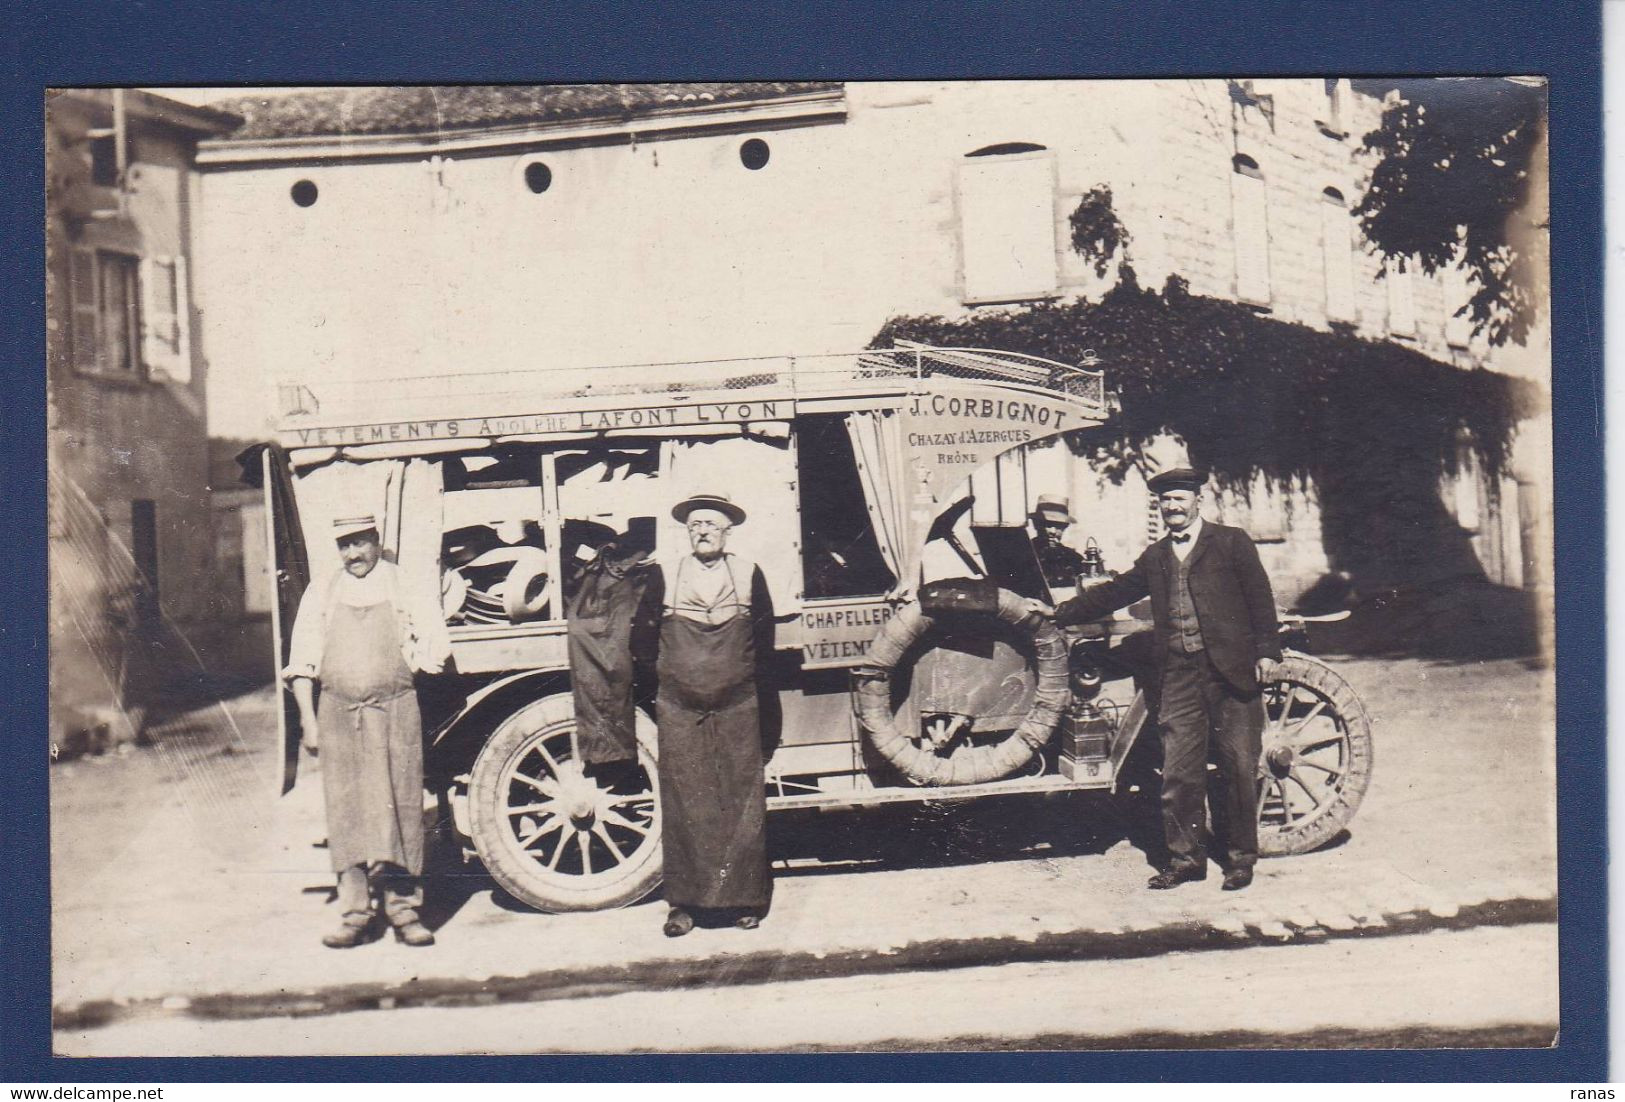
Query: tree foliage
xmin=875 ymin=277 xmax=1539 ymax=589
xmin=1354 ymin=78 xmax=1547 ymax=346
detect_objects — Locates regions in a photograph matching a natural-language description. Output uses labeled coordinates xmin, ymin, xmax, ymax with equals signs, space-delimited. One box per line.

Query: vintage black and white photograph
xmin=46 ymin=78 xmax=1556 ymax=1055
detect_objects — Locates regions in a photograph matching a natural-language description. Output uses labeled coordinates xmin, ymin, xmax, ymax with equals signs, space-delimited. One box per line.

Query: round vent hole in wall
xmin=739 ymin=139 xmax=770 ymax=170
xmin=523 ymin=162 xmax=553 ymax=194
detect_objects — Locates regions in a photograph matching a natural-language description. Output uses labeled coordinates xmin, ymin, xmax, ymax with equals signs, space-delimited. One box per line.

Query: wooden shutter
xmin=69 ymin=246 xmax=100 ymax=373
xmin=1230 ymin=163 xmax=1271 ymax=305
xmin=167 ymin=254 xmax=191 ymax=383
xmin=958 ymin=152 xmax=1058 ymax=304
xmin=1452 ymin=445 xmax=1481 ymax=531
xmin=140 ymin=255 xmax=188 ymax=380
xmin=1444 ymin=261 xmax=1473 ymax=347
xmin=1321 ymin=194 xmax=1355 ymax=323
xmin=1386 ymin=261 xmax=1416 ymax=336
xmin=1317 ymin=78 xmax=1349 ymax=135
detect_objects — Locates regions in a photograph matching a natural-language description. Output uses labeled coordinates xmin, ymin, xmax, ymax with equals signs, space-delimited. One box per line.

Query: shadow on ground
xmin=767 ymin=788 xmax=1161 ymax=879
xmin=439 ymin=787 xmax=1167 ymax=920
xmin=1296 ymin=575 xmax=1546 ymax=666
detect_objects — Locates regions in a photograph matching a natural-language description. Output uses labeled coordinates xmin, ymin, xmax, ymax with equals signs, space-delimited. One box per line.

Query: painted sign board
xmin=900 ymin=385 xmax=1084 ymax=504
xmin=278 ymin=399 xmax=792 ymax=449
xmin=797 ymin=599 xmax=898 ymax=669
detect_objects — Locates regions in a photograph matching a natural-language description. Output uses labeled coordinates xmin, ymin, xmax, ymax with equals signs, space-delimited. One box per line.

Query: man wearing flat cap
xmin=285 ymin=516 xmax=451 ymax=947
xmin=1031 ymin=495 xmax=1088 ymax=590
xmin=633 ymin=492 xmax=774 ymax=937
xmin=1048 ymin=469 xmax=1281 ymax=891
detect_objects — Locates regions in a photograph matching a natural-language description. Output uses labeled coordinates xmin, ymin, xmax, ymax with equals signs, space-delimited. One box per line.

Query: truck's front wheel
xmin=1256 ymin=654 xmax=1374 ymax=856
xmin=467 ymin=694 xmax=663 ymax=912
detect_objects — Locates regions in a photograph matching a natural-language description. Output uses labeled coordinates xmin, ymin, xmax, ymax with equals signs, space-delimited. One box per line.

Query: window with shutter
xmin=78 ymin=250 xmax=144 ymax=378
xmin=1386 ymin=260 xmax=1416 ymax=336
xmin=1230 ymin=155 xmax=1271 ymax=306
xmin=957 ymin=149 xmax=1058 ymax=305
xmin=1321 ymin=188 xmax=1355 ymax=323
xmin=1444 ymin=260 xmax=1473 ymax=347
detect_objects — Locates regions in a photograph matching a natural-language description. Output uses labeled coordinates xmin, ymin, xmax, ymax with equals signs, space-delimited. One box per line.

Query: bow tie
xmin=1171 ymin=532 xmax=1193 ymax=545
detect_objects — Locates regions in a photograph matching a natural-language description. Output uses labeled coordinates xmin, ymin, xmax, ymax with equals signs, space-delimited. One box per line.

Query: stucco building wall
xmin=193 ymin=80 xmax=1548 ymax=608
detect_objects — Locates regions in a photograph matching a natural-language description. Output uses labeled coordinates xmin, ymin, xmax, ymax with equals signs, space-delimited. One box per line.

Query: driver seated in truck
xmin=1031 ymin=494 xmax=1089 ymax=590
xmin=632 ymin=492 xmax=774 ymax=938
xmin=285 ymin=515 xmax=452 ymax=949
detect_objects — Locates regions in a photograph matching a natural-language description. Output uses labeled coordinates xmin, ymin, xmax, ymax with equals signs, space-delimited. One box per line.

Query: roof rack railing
xmin=276 ymin=345 xmax=1106 ymax=420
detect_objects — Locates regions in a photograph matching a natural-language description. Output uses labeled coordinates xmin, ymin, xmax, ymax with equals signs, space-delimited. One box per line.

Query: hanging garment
xmin=566 ymin=556 xmax=650 ymax=765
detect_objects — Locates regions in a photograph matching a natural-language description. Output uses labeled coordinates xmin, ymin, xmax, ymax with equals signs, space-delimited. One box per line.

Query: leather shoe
xmin=1147 ymin=864 xmax=1207 ymax=890
xmin=392 ymin=920 xmax=436 ymax=947
xmin=1222 ymin=867 xmax=1254 ymax=892
xmin=734 ymin=914 xmax=761 ymax=930
xmin=663 ymin=908 xmax=695 ymax=938
xmin=322 ymin=917 xmax=374 ymax=949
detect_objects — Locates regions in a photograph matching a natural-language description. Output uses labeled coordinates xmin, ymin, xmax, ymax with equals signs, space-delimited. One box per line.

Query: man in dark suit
xmin=1048 ymin=468 xmax=1281 ymax=891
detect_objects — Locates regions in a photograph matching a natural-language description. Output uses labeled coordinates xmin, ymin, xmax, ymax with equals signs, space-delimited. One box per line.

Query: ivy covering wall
xmin=873 ymin=276 xmax=1542 ymax=594
xmin=877 ymin=277 xmax=1536 ymax=486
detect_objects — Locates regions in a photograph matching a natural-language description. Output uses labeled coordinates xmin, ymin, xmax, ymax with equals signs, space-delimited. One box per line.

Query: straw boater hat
xmin=1146 ymin=467 xmax=1206 ymax=493
xmin=1031 ymin=495 xmax=1075 ymax=525
xmin=672 ymin=492 xmax=746 ymax=526
xmin=332 ymin=515 xmax=380 ymax=539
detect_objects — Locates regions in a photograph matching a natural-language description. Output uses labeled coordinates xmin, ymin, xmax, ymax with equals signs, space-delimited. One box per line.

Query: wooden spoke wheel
xmin=1256 ymin=654 xmax=1374 ymax=857
xmin=468 ymin=694 xmax=663 ymax=912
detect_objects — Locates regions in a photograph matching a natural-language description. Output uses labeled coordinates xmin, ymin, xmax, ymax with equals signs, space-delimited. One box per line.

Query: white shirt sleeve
xmin=282 ymin=570 xmax=335 ymax=682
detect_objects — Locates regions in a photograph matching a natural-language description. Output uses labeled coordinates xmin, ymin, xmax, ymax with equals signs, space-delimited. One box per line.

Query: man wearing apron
xmin=634 ymin=493 xmax=774 ymax=938
xmin=285 ymin=516 xmax=452 ymax=948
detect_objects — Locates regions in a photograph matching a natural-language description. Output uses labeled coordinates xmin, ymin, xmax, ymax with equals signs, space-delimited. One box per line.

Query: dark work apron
xmin=317 ymin=600 xmax=424 ymax=875
xmin=567 ymin=562 xmax=646 ymax=765
xmin=655 ymin=604 xmax=770 ymax=912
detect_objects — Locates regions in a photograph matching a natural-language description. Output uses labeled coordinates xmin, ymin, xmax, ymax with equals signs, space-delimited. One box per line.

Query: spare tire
xmin=853 ymin=586 xmax=1071 ymax=786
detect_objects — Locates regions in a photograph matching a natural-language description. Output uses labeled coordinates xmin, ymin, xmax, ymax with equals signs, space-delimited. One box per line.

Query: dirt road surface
xmin=50 ymin=654 xmax=1556 ymax=1054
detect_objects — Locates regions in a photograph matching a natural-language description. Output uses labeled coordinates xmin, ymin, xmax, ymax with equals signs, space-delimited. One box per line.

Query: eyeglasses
xmin=686 ymin=520 xmax=730 ymax=532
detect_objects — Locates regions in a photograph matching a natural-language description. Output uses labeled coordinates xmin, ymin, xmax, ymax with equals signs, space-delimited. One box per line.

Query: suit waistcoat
xmin=1167 ymin=549 xmax=1205 ymax=653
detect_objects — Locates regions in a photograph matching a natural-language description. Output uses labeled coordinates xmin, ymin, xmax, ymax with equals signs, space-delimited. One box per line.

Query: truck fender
xmin=428 ymin=669 xmax=572 ymax=777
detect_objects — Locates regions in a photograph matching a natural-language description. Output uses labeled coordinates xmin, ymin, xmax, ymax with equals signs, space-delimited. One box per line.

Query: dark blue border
xmin=4 ymin=0 xmax=1605 ymax=1082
